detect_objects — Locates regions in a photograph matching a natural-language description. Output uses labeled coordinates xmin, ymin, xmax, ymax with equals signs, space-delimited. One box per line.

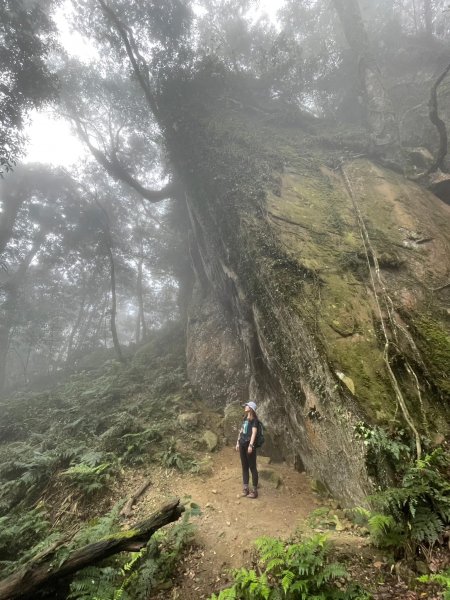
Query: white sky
xmin=23 ymin=0 xmax=283 ymax=169
xmin=24 ymin=111 xmax=88 ymax=166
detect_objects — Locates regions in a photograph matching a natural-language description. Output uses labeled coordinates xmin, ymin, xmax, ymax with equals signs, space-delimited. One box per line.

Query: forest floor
xmin=114 ymin=446 xmax=446 ymax=600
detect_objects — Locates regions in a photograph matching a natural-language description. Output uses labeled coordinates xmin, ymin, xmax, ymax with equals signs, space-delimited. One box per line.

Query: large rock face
xmin=162 ymin=75 xmax=450 ymax=505
xmin=186 ymin=286 xmax=248 ymax=407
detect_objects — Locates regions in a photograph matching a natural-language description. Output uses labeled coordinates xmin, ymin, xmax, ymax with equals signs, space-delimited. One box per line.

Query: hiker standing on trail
xmin=235 ymin=401 xmax=259 ymax=499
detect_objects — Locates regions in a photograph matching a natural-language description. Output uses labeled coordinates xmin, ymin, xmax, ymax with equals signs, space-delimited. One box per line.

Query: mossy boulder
xmin=222 ymin=402 xmax=243 ymax=445
xmin=177 ymin=412 xmax=200 ymax=430
xmin=200 ymin=430 xmax=219 ymax=452
xmin=162 ymin=71 xmax=450 ymax=504
xmin=259 ymin=468 xmax=283 ymax=489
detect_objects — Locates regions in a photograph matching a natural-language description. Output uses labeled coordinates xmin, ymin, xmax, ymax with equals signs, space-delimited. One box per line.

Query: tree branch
xmin=96 ymin=0 xmax=159 ymax=117
xmin=426 ymin=62 xmax=450 ymax=175
xmin=73 ymin=117 xmax=177 ymax=202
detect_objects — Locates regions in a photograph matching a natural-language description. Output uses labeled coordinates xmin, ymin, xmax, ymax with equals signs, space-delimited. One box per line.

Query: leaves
xmin=363 ymin=449 xmax=450 ymax=555
xmin=209 ymin=534 xmax=370 ymax=599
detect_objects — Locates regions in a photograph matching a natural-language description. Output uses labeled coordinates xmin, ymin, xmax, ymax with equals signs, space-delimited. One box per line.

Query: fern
xmin=0 ymin=506 xmax=54 ymax=577
xmin=68 ymin=565 xmax=122 ymax=600
xmin=61 ymin=461 xmax=117 ymax=497
xmin=368 ymin=449 xmax=450 ymax=555
xmin=419 ymin=568 xmax=450 ymax=600
xmin=69 ymin=504 xmax=123 ymax=548
xmin=209 ymin=535 xmax=371 ymax=599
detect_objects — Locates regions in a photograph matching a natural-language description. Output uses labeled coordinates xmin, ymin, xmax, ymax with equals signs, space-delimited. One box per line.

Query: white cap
xmin=243 ymin=401 xmax=257 ymax=412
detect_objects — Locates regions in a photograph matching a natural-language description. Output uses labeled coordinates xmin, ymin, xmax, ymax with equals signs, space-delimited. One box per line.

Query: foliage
xmin=0 ymin=446 xmax=76 ymax=511
xmin=161 ymin=438 xmax=199 ymax=472
xmin=356 ymin=449 xmax=450 ymax=556
xmin=68 ymin=503 xmax=124 ymax=549
xmin=68 ymin=502 xmax=198 ymax=600
xmin=0 ymin=505 xmax=55 ymax=575
xmin=209 ymin=534 xmax=371 ymax=599
xmin=61 ymin=460 xmax=118 ymax=497
xmin=0 ymin=0 xmax=57 ymax=170
xmin=353 ymin=422 xmax=411 ymax=483
xmin=418 ymin=568 xmax=450 ymax=600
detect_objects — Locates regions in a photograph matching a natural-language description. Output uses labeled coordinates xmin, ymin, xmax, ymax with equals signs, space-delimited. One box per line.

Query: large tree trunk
xmin=0 ymin=499 xmax=184 ymax=600
xmin=332 ymin=0 xmax=399 ymax=153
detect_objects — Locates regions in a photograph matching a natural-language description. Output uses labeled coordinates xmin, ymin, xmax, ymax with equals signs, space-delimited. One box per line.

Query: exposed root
xmin=339 ymin=164 xmax=423 ymax=458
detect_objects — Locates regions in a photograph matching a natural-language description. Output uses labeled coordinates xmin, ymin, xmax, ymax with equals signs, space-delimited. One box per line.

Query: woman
xmin=235 ymin=401 xmax=259 ymax=499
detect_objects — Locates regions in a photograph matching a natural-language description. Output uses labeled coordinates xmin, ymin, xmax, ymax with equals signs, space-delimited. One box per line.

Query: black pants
xmin=239 ymin=443 xmax=258 ymax=488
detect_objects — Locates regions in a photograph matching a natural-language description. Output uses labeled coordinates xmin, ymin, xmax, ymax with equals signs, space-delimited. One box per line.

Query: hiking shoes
xmin=247 ymin=489 xmax=258 ymax=499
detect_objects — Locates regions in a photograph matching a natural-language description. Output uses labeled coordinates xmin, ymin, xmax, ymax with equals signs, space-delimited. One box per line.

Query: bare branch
xmin=96 ymin=0 xmax=159 ymax=117
xmin=426 ymin=62 xmax=450 ymax=174
xmin=73 ymin=116 xmax=177 ymax=202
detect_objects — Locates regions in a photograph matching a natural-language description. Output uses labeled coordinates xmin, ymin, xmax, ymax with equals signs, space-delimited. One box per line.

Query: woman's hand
xmin=247 ymin=445 xmax=253 ymax=454
xmin=235 ymin=442 xmax=239 ymax=452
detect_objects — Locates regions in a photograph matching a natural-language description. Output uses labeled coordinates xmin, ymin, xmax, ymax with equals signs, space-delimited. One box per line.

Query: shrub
xmin=161 ymin=438 xmax=199 ymax=472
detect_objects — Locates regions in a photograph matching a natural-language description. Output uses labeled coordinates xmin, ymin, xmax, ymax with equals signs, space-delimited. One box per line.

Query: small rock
xmin=259 ymin=469 xmax=283 ymax=489
xmin=200 ymin=430 xmax=219 ymax=452
xmin=212 ymin=489 xmax=217 ymax=494
xmin=415 ymin=560 xmax=429 ymax=575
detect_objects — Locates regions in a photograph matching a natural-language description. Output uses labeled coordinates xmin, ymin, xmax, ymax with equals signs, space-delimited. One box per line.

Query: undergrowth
xmin=0 ymin=323 xmax=210 ymax=591
xmin=0 ymin=504 xmax=58 ymax=576
xmin=209 ymin=534 xmax=371 ymax=599
xmin=354 ymin=448 xmax=450 ymax=559
xmin=68 ymin=502 xmax=200 ymax=600
xmin=418 ymin=569 xmax=450 ymax=599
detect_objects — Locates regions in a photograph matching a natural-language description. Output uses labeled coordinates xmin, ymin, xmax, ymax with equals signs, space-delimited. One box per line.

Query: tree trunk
xmin=136 ymin=255 xmax=148 ymax=341
xmin=66 ymin=277 xmax=88 ymax=363
xmin=0 ymin=499 xmax=184 ymax=600
xmin=0 ymin=194 xmax=24 ymax=255
xmin=106 ymin=243 xmax=125 ymax=363
xmin=0 ymin=325 xmax=10 ymax=393
xmin=92 ymin=296 xmax=108 ymax=346
xmin=423 ymin=0 xmax=433 ymax=37
xmin=0 ymin=235 xmax=45 ymax=391
xmin=332 ymin=0 xmax=399 ymax=152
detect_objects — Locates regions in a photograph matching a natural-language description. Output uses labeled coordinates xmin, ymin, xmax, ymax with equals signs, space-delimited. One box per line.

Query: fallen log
xmin=0 ymin=498 xmax=184 ymax=600
xmin=120 ymin=478 xmax=152 ymax=518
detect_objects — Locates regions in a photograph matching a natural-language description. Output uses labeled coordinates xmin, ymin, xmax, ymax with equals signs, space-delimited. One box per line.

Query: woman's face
xmin=244 ymin=405 xmax=251 ymax=416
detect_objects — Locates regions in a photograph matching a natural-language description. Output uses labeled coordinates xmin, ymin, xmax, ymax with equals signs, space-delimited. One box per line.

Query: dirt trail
xmin=124 ymin=446 xmax=325 ymax=599
xmin=116 ymin=445 xmax=443 ymax=600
